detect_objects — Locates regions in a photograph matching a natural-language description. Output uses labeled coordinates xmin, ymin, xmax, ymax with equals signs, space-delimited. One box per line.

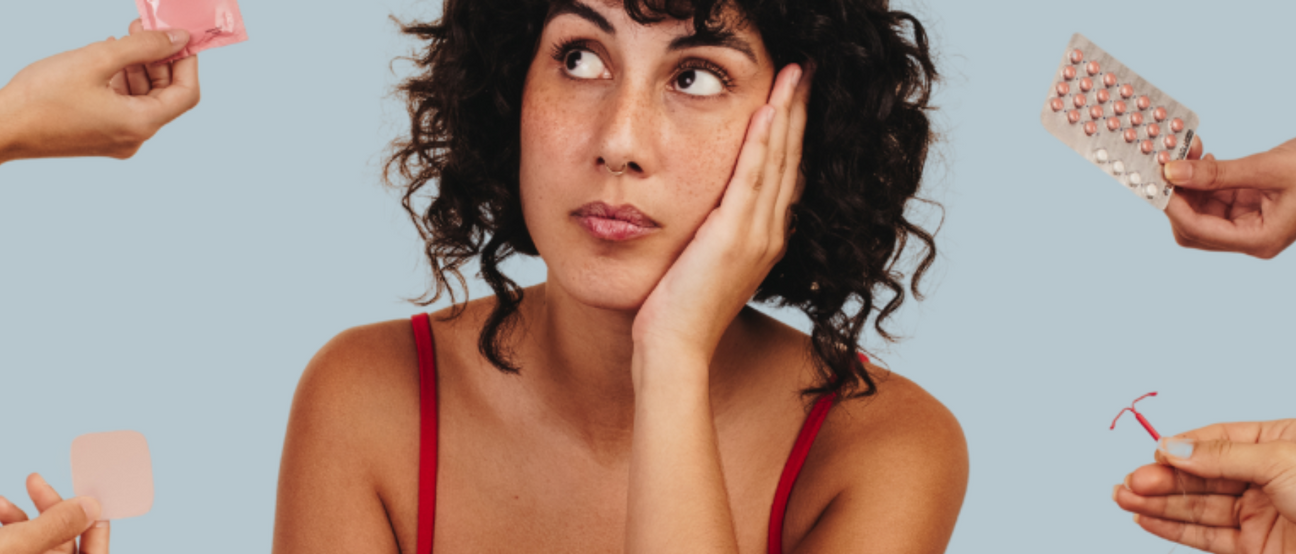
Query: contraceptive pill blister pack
xmin=1041 ymin=33 xmax=1198 ymax=210
xmin=135 ymin=0 xmax=248 ymax=63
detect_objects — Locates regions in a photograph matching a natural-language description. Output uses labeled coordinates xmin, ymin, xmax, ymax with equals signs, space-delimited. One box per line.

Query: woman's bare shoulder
xmin=783 ymin=361 xmax=969 ymax=553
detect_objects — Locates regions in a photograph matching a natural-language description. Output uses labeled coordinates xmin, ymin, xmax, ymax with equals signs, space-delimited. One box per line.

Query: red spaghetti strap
xmin=412 ymin=313 xmax=439 ymax=554
xmin=767 ymin=353 xmax=863 ymax=554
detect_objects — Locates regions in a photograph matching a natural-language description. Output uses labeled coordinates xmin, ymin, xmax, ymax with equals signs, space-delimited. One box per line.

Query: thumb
xmin=0 ymin=497 xmax=100 ymax=552
xmin=95 ymin=29 xmax=191 ymax=79
xmin=1159 ymin=437 xmax=1296 ymax=486
xmin=1163 ymin=153 xmax=1270 ymax=192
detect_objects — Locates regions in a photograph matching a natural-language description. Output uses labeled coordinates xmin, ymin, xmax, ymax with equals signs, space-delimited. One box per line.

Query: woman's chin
xmin=551 ymin=264 xmax=662 ymax=313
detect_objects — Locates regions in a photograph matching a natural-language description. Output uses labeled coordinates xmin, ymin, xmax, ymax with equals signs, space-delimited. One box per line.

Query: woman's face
xmin=520 ymin=1 xmax=775 ymax=311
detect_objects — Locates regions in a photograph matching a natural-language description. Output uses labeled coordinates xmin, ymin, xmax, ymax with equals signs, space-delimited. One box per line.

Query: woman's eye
xmin=562 ymin=48 xmax=607 ymax=79
xmin=674 ymin=69 xmax=724 ymax=96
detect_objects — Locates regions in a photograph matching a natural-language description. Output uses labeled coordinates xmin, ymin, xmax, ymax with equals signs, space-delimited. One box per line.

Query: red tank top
xmin=411 ymin=313 xmax=851 ymax=554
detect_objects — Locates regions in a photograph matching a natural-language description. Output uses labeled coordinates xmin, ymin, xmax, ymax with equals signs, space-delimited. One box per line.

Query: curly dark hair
xmin=386 ymin=0 xmax=939 ymax=399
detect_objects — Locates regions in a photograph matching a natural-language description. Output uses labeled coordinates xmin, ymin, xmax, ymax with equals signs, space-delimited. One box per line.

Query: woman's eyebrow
xmin=668 ymin=32 xmax=757 ymax=64
xmin=548 ymin=1 xmax=615 ymax=34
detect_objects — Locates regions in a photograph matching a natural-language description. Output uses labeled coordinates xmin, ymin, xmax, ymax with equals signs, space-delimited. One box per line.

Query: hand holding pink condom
xmin=135 ymin=0 xmax=248 ymax=62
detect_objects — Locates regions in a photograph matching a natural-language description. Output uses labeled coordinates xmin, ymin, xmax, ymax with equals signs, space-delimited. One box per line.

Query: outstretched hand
xmin=1164 ymin=137 xmax=1296 ymax=259
xmin=0 ymin=20 xmax=200 ymax=165
xmin=1114 ymin=420 xmax=1296 ymax=554
xmin=630 ymin=63 xmax=812 ymax=366
xmin=0 ymin=473 xmax=108 ymax=554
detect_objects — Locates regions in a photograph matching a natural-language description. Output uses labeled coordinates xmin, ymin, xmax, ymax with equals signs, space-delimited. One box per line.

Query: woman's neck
xmin=513 ymin=281 xmax=759 ymax=457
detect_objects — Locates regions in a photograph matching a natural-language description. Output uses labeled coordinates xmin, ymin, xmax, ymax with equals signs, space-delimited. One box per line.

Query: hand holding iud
xmin=135 ymin=0 xmax=248 ymax=63
xmin=1110 ymin=392 xmax=1161 ymax=441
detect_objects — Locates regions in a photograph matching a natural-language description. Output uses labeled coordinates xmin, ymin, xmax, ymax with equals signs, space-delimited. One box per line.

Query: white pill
xmin=1094 ymin=149 xmax=1109 ymax=163
xmin=1112 ymin=161 xmax=1125 ymax=175
xmin=1130 ymin=172 xmax=1142 ymax=185
xmin=1144 ymin=183 xmax=1158 ymax=198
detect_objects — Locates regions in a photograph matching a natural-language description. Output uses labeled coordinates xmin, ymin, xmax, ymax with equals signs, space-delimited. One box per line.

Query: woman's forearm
xmin=626 ymin=345 xmax=739 ymax=554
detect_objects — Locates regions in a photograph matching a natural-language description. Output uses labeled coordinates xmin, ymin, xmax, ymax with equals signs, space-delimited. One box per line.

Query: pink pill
xmin=1120 ymin=84 xmax=1134 ymax=98
xmin=1056 ymin=82 xmax=1070 ymax=97
xmin=1068 ymin=110 xmax=1082 ymax=124
xmin=1074 ymin=94 xmax=1087 ymax=108
xmin=1129 ymin=112 xmax=1144 ymax=126
xmin=1096 ymin=89 xmax=1110 ymax=103
xmin=1062 ymin=66 xmax=1077 ymax=80
xmin=1163 ymin=134 xmax=1177 ymax=150
xmin=1146 ymin=123 xmax=1160 ymax=138
xmin=1089 ymin=106 xmax=1103 ymax=120
xmin=1153 ymin=107 xmax=1168 ymax=121
xmin=1087 ymin=61 xmax=1101 ymax=75
xmin=1113 ymin=100 xmax=1128 ymax=115
xmin=1070 ymin=49 xmax=1084 ymax=64
xmin=1137 ymin=95 xmax=1152 ymax=110
xmin=1103 ymin=73 xmax=1118 ymax=87
xmin=1170 ymin=118 xmax=1184 ymax=133
xmin=1084 ymin=121 xmax=1098 ymax=136
xmin=1106 ymin=117 xmax=1121 ymax=131
xmin=1141 ymin=140 xmax=1155 ymax=154
xmin=1051 ymin=98 xmax=1065 ymax=112
xmin=1124 ymin=128 xmax=1138 ymax=143
xmin=1079 ymin=77 xmax=1093 ymax=92
xmin=1157 ymin=151 xmax=1171 ymax=165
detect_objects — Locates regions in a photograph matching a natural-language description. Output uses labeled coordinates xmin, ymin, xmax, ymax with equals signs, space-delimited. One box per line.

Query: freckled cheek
xmin=661 ymin=118 xmax=751 ymax=220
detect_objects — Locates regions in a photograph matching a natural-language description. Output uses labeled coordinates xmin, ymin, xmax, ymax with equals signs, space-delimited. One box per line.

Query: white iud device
xmin=1041 ymin=33 xmax=1200 ymax=210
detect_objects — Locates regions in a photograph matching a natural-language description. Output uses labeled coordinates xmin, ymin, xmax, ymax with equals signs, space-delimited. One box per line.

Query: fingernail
xmin=1164 ymin=161 xmax=1192 ymax=183
xmin=167 ymin=29 xmax=190 ymax=45
xmin=1111 ymin=484 xmax=1120 ymax=501
xmin=1158 ymin=437 xmax=1196 ymax=460
xmin=94 ymin=520 xmax=110 ymax=528
xmin=1133 ymin=513 xmax=1141 ymax=524
xmin=1123 ymin=473 xmax=1133 ymax=491
xmin=791 ymin=65 xmax=804 ymax=87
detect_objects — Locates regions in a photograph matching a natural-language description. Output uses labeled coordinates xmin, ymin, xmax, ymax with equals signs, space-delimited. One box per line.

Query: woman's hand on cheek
xmin=630 ymin=63 xmax=812 ymax=367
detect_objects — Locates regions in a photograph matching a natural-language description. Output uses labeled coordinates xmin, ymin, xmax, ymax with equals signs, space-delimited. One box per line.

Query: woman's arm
xmin=273 ymin=323 xmax=417 ymax=554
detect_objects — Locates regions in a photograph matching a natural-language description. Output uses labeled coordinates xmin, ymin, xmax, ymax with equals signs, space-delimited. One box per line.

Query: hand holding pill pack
xmin=1041 ymin=34 xmax=1199 ymax=210
xmin=134 ymin=0 xmax=248 ymax=62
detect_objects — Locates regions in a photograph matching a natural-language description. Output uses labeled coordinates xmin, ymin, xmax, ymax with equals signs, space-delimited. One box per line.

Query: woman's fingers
xmin=1114 ymin=486 xmax=1240 ymax=527
xmin=1127 ymin=463 xmax=1250 ymax=496
xmin=777 ymin=63 xmax=813 ymax=231
xmin=27 ymin=473 xmax=66 ymax=513
xmin=0 ymin=495 xmax=32 ymax=524
xmin=147 ymin=53 xmax=201 ymax=126
xmin=78 ymin=520 xmax=110 ymax=554
xmin=129 ymin=19 xmax=173 ymax=92
xmin=1134 ymin=513 xmax=1239 ymax=554
xmin=755 ymin=65 xmax=802 ymax=225
xmin=0 ymin=498 xmax=99 ymax=554
xmin=719 ymin=106 xmax=776 ymax=217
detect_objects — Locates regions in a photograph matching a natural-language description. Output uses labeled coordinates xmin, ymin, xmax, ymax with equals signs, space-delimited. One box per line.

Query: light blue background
xmin=2 ymin=0 xmax=1293 ymax=552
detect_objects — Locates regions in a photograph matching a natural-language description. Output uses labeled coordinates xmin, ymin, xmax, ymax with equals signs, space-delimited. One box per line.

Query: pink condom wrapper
xmin=134 ymin=0 xmax=249 ymax=62
xmin=70 ymin=430 xmax=154 ymax=520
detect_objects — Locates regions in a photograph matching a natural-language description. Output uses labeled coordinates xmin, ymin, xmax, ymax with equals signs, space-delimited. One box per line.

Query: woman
xmin=273 ymin=1 xmax=967 ymax=552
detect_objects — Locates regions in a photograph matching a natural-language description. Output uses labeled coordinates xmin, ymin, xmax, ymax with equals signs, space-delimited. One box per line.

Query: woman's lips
xmin=572 ymin=201 xmax=660 ymax=241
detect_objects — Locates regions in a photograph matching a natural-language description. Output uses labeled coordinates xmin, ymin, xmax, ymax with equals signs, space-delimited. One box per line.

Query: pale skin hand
xmin=1114 ymin=420 xmax=1296 ymax=554
xmin=0 ymin=473 xmax=108 ymax=554
xmin=1164 ymin=137 xmax=1296 ymax=259
xmin=626 ymin=62 xmax=810 ymax=554
xmin=0 ymin=20 xmax=200 ymax=166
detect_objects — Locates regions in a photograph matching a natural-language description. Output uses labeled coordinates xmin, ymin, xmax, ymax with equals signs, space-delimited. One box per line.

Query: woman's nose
xmin=595 ymin=80 xmax=657 ymax=177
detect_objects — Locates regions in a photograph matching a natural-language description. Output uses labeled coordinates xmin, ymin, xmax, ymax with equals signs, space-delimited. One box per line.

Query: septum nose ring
xmin=606 ymin=162 xmax=628 ymax=176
